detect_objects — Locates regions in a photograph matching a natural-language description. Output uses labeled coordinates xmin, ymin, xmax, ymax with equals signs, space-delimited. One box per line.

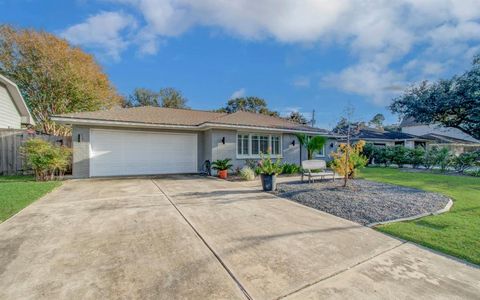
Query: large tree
xmin=159 ymin=87 xmax=188 ymax=109
xmin=0 ymin=25 xmax=123 ymax=135
xmin=390 ymin=55 xmax=480 ymax=140
xmin=125 ymin=88 xmax=161 ymax=107
xmin=287 ymin=111 xmax=308 ymax=124
xmin=369 ymin=113 xmax=385 ymax=129
xmin=217 ymin=96 xmax=279 ymax=116
xmin=332 ymin=117 xmax=365 ymax=134
xmin=125 ymin=87 xmax=188 ymax=109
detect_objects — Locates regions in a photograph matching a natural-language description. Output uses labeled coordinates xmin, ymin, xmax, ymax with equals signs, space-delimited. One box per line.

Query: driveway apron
xmin=153 ymin=175 xmax=480 ymax=300
xmin=0 ymin=178 xmax=246 ymax=300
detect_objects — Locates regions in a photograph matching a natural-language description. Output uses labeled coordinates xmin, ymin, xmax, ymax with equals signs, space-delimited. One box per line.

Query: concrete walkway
xmin=0 ymin=176 xmax=479 ymax=299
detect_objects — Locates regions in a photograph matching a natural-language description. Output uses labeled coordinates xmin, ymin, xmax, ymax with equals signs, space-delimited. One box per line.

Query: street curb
xmin=367 ymin=198 xmax=453 ymax=228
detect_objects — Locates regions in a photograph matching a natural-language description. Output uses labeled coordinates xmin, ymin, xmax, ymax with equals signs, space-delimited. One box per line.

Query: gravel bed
xmin=273 ymin=179 xmax=450 ymax=226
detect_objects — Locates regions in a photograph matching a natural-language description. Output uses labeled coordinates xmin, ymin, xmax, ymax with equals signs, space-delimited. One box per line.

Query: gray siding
xmin=0 ymin=83 xmax=22 ymax=129
xmin=72 ymin=125 xmax=208 ymax=178
xmin=208 ymin=130 xmax=335 ymax=173
xmin=203 ymin=129 xmax=213 ymax=163
xmin=282 ymin=133 xmax=305 ymax=164
xmin=72 ymin=125 xmax=337 ymax=178
xmin=211 ymin=129 xmax=239 ymax=168
xmin=72 ymin=126 xmax=90 ymax=178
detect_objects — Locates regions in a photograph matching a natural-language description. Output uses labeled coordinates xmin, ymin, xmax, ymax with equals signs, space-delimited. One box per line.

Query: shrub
xmin=361 ymin=143 xmax=376 ymax=165
xmin=245 ymin=159 xmax=259 ymax=170
xmin=391 ymin=145 xmax=409 ymax=167
xmin=374 ymin=146 xmax=395 ymax=167
xmin=406 ymin=147 xmax=425 ymax=168
xmin=449 ymin=151 xmax=480 ymax=173
xmin=21 ymin=138 xmax=72 ymax=181
xmin=330 ymin=140 xmax=368 ymax=179
xmin=239 ymin=166 xmax=256 ymax=181
xmin=281 ymin=163 xmax=301 ymax=174
xmin=423 ymin=147 xmax=438 ymax=170
xmin=435 ymin=148 xmax=452 ymax=172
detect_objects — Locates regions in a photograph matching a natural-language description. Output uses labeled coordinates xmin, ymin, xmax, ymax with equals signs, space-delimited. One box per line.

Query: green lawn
xmin=359 ymin=167 xmax=480 ymax=265
xmin=0 ymin=176 xmax=61 ymax=222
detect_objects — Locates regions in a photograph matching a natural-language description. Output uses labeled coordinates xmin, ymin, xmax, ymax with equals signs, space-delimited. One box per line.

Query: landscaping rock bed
xmin=273 ymin=179 xmax=450 ymax=226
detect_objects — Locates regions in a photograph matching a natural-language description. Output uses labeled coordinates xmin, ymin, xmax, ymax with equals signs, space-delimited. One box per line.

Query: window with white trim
xmin=237 ymin=134 xmax=249 ymax=156
xmin=271 ymin=136 xmax=281 ymax=155
xmin=237 ymin=133 xmax=282 ymax=157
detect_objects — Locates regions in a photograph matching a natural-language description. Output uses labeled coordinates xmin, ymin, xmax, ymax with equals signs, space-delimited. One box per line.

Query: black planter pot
xmin=261 ymin=174 xmax=277 ymax=191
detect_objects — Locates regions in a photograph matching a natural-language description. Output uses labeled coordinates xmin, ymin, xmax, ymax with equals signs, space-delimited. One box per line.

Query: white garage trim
xmin=89 ymin=129 xmax=198 ymax=177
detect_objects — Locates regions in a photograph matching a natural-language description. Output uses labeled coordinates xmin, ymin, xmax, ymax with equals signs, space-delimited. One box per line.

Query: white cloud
xmin=323 ymin=63 xmax=405 ymax=105
xmin=230 ymin=88 xmax=246 ymax=99
xmin=61 ymin=11 xmax=137 ymax=60
xmin=63 ymin=0 xmax=480 ymax=102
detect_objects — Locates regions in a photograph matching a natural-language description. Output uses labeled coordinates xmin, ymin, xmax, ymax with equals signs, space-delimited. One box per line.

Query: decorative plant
xmin=449 ymin=151 xmax=480 ymax=173
xmin=435 ymin=147 xmax=452 ymax=172
xmin=281 ymin=163 xmax=301 ymax=174
xmin=257 ymin=153 xmax=283 ymax=175
xmin=21 ymin=138 xmax=72 ymax=181
xmin=211 ymin=158 xmax=233 ymax=171
xmin=295 ymin=134 xmax=327 ymax=160
xmin=407 ymin=147 xmax=425 ymax=169
xmin=239 ymin=166 xmax=256 ymax=181
xmin=423 ymin=147 xmax=439 ymax=170
xmin=330 ymin=140 xmax=367 ymax=185
xmin=391 ymin=145 xmax=409 ymax=168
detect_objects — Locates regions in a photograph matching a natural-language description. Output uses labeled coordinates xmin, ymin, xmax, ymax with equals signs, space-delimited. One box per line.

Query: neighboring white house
xmin=400 ymin=117 xmax=479 ymax=155
xmin=400 ymin=117 xmax=478 ymax=143
xmin=0 ymin=74 xmax=35 ymax=129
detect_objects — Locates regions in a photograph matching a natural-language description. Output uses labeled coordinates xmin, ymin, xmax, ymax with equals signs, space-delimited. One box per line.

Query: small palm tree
xmin=211 ymin=158 xmax=233 ymax=171
xmin=295 ymin=134 xmax=327 ymax=160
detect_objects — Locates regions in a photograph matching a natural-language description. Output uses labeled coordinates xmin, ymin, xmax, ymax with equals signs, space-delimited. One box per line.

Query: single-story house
xmin=400 ymin=117 xmax=479 ymax=143
xmin=0 ymin=74 xmax=35 ymax=129
xmin=52 ymin=106 xmax=339 ymax=178
xmin=400 ymin=117 xmax=480 ymax=154
xmin=348 ymin=128 xmax=431 ymax=148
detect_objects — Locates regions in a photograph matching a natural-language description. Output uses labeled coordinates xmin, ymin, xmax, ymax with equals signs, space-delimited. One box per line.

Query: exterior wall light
xmin=221 ymin=137 xmax=225 ymax=144
xmin=291 ymin=140 xmax=295 ymax=146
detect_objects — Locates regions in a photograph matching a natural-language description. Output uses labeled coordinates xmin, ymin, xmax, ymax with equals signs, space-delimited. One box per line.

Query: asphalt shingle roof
xmin=54 ymin=106 xmax=327 ymax=133
xmin=352 ymin=128 xmax=420 ymax=140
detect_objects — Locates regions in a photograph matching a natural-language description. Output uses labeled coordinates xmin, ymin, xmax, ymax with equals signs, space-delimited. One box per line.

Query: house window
xmin=271 ymin=136 xmax=281 ymax=155
xmin=252 ymin=135 xmax=269 ymax=154
xmin=237 ymin=134 xmax=249 ymax=156
xmin=314 ymin=144 xmax=326 ymax=158
xmin=237 ymin=133 xmax=282 ymax=157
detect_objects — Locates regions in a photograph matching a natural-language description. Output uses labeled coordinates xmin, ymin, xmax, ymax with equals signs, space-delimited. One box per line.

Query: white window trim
xmin=314 ymin=144 xmax=326 ymax=158
xmin=236 ymin=132 xmax=283 ymax=159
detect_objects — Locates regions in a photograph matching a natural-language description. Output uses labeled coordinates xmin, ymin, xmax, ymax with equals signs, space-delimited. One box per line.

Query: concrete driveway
xmin=0 ymin=176 xmax=479 ymax=299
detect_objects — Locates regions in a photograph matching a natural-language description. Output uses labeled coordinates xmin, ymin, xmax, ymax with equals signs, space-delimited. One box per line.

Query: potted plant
xmin=258 ymin=153 xmax=283 ymax=191
xmin=212 ymin=158 xmax=233 ymax=179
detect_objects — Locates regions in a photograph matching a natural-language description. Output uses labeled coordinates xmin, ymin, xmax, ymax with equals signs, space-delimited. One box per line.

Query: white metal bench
xmin=301 ymin=160 xmax=335 ymax=183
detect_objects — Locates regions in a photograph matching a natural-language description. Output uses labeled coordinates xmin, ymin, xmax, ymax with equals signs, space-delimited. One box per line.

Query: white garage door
xmin=90 ymin=129 xmax=197 ymax=177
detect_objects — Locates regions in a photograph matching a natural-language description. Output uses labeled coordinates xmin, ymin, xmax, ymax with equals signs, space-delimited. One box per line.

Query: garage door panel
xmin=90 ymin=129 xmax=197 ymax=177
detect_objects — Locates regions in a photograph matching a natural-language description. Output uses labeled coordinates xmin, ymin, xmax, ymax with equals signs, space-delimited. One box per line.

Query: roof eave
xmin=51 ymin=116 xmax=341 ymax=137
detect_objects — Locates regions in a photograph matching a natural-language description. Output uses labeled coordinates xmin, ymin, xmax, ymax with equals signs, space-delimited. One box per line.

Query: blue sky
xmin=2 ymin=0 xmax=480 ymax=129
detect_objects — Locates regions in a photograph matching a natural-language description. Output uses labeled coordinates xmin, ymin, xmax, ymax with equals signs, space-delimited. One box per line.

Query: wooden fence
xmin=0 ymin=129 xmax=72 ymax=175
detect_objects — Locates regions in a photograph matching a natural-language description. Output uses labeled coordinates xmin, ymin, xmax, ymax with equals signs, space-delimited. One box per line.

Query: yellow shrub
xmin=330 ymin=140 xmax=368 ymax=178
